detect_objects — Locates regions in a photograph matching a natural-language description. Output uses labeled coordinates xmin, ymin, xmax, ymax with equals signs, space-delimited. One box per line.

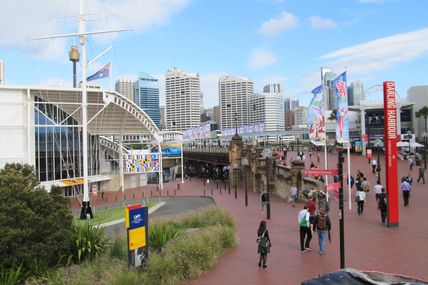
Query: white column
xmin=119 ymin=135 xmax=124 ymax=193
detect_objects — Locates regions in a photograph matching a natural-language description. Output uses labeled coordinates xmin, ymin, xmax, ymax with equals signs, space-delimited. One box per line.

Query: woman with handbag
xmin=257 ymin=220 xmax=271 ymax=268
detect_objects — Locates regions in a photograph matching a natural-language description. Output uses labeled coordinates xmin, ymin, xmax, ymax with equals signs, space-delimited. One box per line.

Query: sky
xmin=1 ymin=0 xmax=428 ymax=108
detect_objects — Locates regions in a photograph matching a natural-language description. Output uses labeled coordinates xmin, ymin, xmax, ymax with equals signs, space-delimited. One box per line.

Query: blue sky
xmin=1 ymin=0 xmax=428 ymax=107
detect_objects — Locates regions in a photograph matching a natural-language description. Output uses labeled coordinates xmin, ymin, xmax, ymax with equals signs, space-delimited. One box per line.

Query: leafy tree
xmin=415 ymin=106 xmax=428 ymax=133
xmin=0 ymin=163 xmax=73 ymax=277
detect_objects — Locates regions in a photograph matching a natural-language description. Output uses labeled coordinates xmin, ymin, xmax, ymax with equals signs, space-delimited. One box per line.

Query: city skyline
xmin=1 ymin=0 xmax=427 ymax=108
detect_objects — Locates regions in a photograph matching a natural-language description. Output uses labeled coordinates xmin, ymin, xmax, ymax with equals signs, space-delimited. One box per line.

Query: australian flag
xmin=87 ymin=63 xmax=111 ymax=81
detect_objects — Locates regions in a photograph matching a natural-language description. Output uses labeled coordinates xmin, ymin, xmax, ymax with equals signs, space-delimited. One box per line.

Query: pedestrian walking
xmin=290 ymin=185 xmax=297 ymax=207
xmin=313 ymin=208 xmax=331 ymax=255
xmin=298 ymin=205 xmax=312 ymax=252
xmin=305 ymin=196 xmax=317 ymax=227
xmin=349 ymin=175 xmax=355 ymax=189
xmin=317 ymin=152 xmax=320 ymax=163
xmin=356 ymin=187 xmax=366 ymax=215
xmin=417 ymin=165 xmax=425 ymax=184
xmin=374 ymin=180 xmax=383 ymax=203
xmin=406 ymin=173 xmax=413 ymax=185
xmin=378 ymin=188 xmax=387 ymax=224
xmin=400 ymin=177 xmax=411 ymax=207
xmin=260 ymin=188 xmax=268 ymax=213
xmin=409 ymin=156 xmax=414 ymax=171
xmin=371 ymin=158 xmax=378 ymax=174
xmin=256 ymin=220 xmax=271 ymax=268
xmin=317 ymin=191 xmax=330 ymax=215
xmin=361 ymin=177 xmax=370 ymax=193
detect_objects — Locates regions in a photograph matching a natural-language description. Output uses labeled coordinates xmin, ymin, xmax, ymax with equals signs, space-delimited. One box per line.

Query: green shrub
xmin=0 ymin=265 xmax=22 ymax=285
xmin=0 ymin=163 xmax=74 ymax=278
xmin=148 ymin=221 xmax=182 ymax=253
xmin=179 ymin=207 xmax=235 ymax=229
xmin=109 ymin=237 xmax=128 ymax=260
xmin=143 ymin=255 xmax=179 ymax=285
xmin=71 ymin=223 xmax=109 ymax=263
xmin=110 ymin=269 xmax=141 ymax=285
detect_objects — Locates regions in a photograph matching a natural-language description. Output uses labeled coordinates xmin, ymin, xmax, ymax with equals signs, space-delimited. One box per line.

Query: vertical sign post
xmin=125 ymin=204 xmax=149 ymax=267
xmin=383 ymin=81 xmax=399 ymax=227
xmin=337 ymin=147 xmax=345 ymax=269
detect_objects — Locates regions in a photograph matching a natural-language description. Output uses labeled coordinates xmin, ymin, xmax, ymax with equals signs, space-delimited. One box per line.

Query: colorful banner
xmin=334 ymin=72 xmax=349 ymax=143
xmin=307 ymin=85 xmax=326 ymax=142
xmin=124 ymin=153 xmax=160 ymax=173
xmin=383 ymin=81 xmax=399 ymax=227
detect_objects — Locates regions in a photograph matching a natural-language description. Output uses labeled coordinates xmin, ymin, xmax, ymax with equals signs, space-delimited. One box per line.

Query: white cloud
xmin=200 ymin=73 xmax=225 ymax=108
xmin=0 ymin=0 xmax=191 ymax=59
xmin=259 ymin=11 xmax=299 ymax=37
xmin=248 ymin=49 xmax=277 ymax=70
xmin=308 ymin=16 xmax=337 ymax=29
xmin=319 ymin=27 xmax=428 ymax=74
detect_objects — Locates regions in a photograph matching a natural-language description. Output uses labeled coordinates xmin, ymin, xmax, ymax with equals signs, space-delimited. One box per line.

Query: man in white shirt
xmin=290 ymin=185 xmax=297 ymax=207
xmin=298 ymin=205 xmax=312 ymax=252
xmin=374 ymin=181 xmax=383 ymax=203
xmin=371 ymin=159 xmax=377 ymax=174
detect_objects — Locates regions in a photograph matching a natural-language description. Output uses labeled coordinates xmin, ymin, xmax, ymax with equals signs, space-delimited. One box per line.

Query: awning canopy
xmin=30 ymin=87 xmax=161 ymax=138
xmin=396 ymin=141 xmax=424 ymax=148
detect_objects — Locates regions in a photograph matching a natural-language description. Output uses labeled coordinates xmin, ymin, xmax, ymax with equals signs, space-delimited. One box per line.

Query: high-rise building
xmin=213 ymin=105 xmax=221 ymax=125
xmin=201 ymin=108 xmax=213 ymax=123
xmin=284 ymin=97 xmax=299 ymax=112
xmin=134 ymin=73 xmax=160 ymax=128
xmin=285 ymin=109 xmax=296 ymax=129
xmin=165 ymin=67 xmax=201 ymax=131
xmin=160 ymin=105 xmax=166 ymax=130
xmin=115 ymin=78 xmax=134 ymax=101
xmin=294 ymin=106 xmax=308 ymax=127
xmin=0 ymin=60 xmax=4 ymax=85
xmin=219 ymin=75 xmax=253 ymax=130
xmin=263 ymin=83 xmax=283 ymax=93
xmin=249 ymin=91 xmax=284 ymax=132
xmin=407 ymin=85 xmax=428 ymax=137
xmin=323 ymin=71 xmax=337 ymax=111
xmin=348 ymin=81 xmax=364 ymax=106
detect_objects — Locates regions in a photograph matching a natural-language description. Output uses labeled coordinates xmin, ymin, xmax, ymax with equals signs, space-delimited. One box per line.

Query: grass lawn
xmin=74 ymin=201 xmax=157 ymax=226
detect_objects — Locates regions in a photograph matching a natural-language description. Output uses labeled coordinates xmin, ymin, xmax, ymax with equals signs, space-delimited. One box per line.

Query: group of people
xmin=257 ymin=191 xmax=332 ymax=268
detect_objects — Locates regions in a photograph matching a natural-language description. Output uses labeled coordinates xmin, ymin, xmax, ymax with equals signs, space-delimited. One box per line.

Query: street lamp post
xmin=242 ymin=158 xmax=249 ymax=206
xmin=296 ymin=138 xmax=300 ymax=153
xmin=407 ymin=130 xmax=412 ymax=155
xmin=232 ymin=162 xmax=239 ymax=199
xmin=226 ymin=166 xmax=231 ymax=194
xmin=262 ymin=148 xmax=272 ymax=220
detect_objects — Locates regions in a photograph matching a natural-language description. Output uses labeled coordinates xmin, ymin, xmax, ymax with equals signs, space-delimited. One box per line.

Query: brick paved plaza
xmin=72 ymin=150 xmax=428 ymax=284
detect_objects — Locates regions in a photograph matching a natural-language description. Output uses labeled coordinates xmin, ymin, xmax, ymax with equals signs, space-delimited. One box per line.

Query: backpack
xmin=318 ymin=215 xmax=328 ymax=230
xmin=299 ymin=214 xmax=308 ymax=227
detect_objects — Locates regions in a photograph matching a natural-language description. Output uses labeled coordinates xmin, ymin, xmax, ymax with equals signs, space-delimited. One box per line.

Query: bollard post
xmin=211 ymin=188 xmax=213 ymax=195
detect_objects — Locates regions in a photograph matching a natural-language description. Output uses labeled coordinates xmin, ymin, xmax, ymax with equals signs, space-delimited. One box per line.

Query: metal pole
xmin=377 ymin=146 xmax=381 ymax=184
xmin=245 ymin=166 xmax=248 ymax=206
xmin=266 ymin=157 xmax=271 ymax=220
xmin=234 ymin=170 xmax=237 ymax=199
xmin=338 ymin=148 xmax=345 ymax=269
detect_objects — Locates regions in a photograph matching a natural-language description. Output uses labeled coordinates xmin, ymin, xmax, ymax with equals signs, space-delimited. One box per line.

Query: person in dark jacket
xmin=313 ymin=208 xmax=331 ymax=255
xmin=257 ymin=220 xmax=271 ymax=268
xmin=378 ymin=188 xmax=387 ymax=224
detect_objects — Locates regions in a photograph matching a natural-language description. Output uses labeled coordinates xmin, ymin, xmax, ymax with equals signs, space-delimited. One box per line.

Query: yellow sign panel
xmin=128 ymin=226 xmax=146 ymax=250
xmin=63 ymin=178 xmax=84 ymax=186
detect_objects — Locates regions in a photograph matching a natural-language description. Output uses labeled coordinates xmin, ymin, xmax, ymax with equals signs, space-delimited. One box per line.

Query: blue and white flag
xmin=308 ymin=85 xmax=326 ymax=143
xmin=334 ymin=71 xmax=349 ymax=143
xmin=87 ymin=63 xmax=111 ymax=81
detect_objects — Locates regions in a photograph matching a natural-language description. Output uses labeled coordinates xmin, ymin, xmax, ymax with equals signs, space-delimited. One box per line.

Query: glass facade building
xmin=134 ymin=73 xmax=161 ymax=128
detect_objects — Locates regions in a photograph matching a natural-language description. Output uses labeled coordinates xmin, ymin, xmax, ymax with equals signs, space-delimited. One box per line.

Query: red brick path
xmin=70 ymin=151 xmax=428 ymax=284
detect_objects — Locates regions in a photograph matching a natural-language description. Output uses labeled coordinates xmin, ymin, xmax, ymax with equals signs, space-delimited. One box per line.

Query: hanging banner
xmin=334 ymin=72 xmax=349 ymax=143
xmin=308 ymin=85 xmax=326 ymax=143
xmin=383 ymin=81 xmax=399 ymax=227
xmin=124 ymin=153 xmax=160 ymax=173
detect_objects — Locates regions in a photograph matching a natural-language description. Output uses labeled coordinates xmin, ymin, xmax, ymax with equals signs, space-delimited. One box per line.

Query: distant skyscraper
xmin=294 ymin=106 xmax=308 ymax=127
xmin=219 ymin=75 xmax=253 ymax=130
xmin=263 ymin=83 xmax=283 ymax=93
xmin=284 ymin=109 xmax=296 ymax=129
xmin=0 ymin=60 xmax=4 ymax=85
xmin=284 ymin=97 xmax=299 ymax=112
xmin=249 ymin=91 xmax=284 ymax=132
xmin=323 ymin=71 xmax=337 ymax=111
xmin=347 ymin=81 xmax=364 ymax=106
xmin=201 ymin=108 xmax=213 ymax=123
xmin=134 ymin=73 xmax=160 ymax=128
xmin=160 ymin=105 xmax=166 ymax=130
xmin=165 ymin=67 xmax=201 ymax=131
xmin=115 ymin=78 xmax=134 ymax=101
xmin=213 ymin=105 xmax=221 ymax=125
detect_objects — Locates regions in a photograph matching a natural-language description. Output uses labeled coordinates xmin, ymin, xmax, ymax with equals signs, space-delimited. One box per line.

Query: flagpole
xmin=321 ymin=67 xmax=329 ymax=200
xmin=347 ymin=142 xmax=352 ymax=210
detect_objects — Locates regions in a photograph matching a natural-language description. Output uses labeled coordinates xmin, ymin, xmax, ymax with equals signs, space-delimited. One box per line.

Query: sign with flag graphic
xmin=307 ymin=85 xmax=326 ymax=143
xmin=87 ymin=62 xmax=111 ymax=81
xmin=334 ymin=71 xmax=349 ymax=143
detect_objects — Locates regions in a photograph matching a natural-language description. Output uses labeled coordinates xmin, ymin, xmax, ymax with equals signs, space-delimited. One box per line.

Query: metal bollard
xmin=204 ymin=187 xmax=206 ymax=196
xmin=211 ymin=188 xmax=213 ymax=195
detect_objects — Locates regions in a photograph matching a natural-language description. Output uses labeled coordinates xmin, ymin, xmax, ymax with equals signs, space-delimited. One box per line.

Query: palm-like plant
xmin=415 ymin=106 xmax=428 ymax=133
